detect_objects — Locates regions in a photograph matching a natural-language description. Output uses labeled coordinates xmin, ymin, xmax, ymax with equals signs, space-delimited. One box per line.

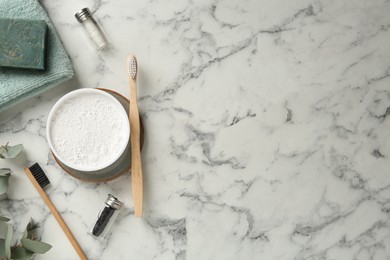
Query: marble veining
xmin=1 ymin=0 xmax=390 ymax=259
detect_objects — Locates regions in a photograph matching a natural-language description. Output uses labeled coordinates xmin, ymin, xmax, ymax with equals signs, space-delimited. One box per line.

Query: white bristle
xmin=128 ymin=55 xmax=137 ymax=79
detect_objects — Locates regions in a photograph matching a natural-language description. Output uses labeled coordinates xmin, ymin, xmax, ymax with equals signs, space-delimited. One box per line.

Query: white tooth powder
xmin=47 ymin=90 xmax=130 ymax=171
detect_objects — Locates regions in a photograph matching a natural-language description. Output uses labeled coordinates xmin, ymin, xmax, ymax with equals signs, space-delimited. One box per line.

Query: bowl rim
xmin=46 ymin=88 xmax=130 ymax=172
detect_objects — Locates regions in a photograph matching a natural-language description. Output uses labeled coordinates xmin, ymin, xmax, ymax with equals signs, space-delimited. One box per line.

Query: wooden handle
xmin=129 ymin=77 xmax=143 ymax=217
xmin=24 ymin=167 xmax=88 ymax=260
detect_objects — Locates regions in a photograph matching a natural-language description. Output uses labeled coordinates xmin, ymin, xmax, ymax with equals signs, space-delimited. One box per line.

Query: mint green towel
xmin=0 ymin=0 xmax=74 ymax=112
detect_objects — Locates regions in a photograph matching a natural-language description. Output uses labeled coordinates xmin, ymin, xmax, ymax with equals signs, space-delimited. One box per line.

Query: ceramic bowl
xmin=50 ymin=88 xmax=144 ymax=182
xmin=47 ymin=88 xmax=141 ymax=182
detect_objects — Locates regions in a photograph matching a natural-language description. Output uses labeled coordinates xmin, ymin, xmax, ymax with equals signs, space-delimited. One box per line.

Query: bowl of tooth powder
xmin=47 ymin=88 xmax=130 ymax=173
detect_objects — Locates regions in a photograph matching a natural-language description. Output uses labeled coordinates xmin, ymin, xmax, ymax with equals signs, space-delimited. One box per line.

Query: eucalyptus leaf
xmin=0 ymin=222 xmax=13 ymax=259
xmin=21 ymin=238 xmax=51 ymax=254
xmin=0 ymin=168 xmax=11 ymax=176
xmin=22 ymin=222 xmax=33 ymax=240
xmin=0 ymin=174 xmax=10 ymax=198
xmin=22 ymin=225 xmax=28 ymax=240
xmin=0 ymin=216 xmax=10 ymax=222
xmin=0 ymin=144 xmax=24 ymax=159
xmin=0 ymin=239 xmax=5 ymax=259
xmin=10 ymin=246 xmax=34 ymax=260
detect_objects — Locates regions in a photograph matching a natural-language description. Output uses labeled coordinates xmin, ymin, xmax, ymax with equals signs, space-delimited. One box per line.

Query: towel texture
xmin=0 ymin=0 xmax=74 ymax=112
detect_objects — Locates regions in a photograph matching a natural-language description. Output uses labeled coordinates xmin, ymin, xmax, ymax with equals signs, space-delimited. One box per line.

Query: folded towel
xmin=0 ymin=0 xmax=74 ymax=113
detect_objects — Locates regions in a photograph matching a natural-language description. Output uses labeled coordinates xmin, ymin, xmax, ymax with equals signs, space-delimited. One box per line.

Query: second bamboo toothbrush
xmin=24 ymin=163 xmax=87 ymax=260
xmin=128 ymin=54 xmax=143 ymax=217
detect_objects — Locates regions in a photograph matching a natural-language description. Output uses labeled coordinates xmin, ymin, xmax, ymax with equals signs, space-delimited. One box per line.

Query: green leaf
xmin=22 ymin=222 xmax=33 ymax=240
xmin=22 ymin=226 xmax=28 ymax=240
xmin=10 ymin=246 xmax=34 ymax=260
xmin=0 ymin=222 xmax=13 ymax=259
xmin=0 ymin=239 xmax=5 ymax=259
xmin=0 ymin=144 xmax=24 ymax=159
xmin=0 ymin=174 xmax=10 ymax=198
xmin=21 ymin=238 xmax=51 ymax=254
xmin=0 ymin=216 xmax=9 ymax=222
xmin=0 ymin=168 xmax=11 ymax=176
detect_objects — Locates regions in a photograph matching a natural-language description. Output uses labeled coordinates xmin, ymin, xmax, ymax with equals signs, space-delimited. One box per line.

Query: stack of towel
xmin=0 ymin=0 xmax=74 ymax=112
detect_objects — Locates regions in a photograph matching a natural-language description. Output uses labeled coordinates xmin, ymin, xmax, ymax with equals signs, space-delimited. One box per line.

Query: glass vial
xmin=75 ymin=8 xmax=109 ymax=50
xmin=89 ymin=194 xmax=122 ymax=239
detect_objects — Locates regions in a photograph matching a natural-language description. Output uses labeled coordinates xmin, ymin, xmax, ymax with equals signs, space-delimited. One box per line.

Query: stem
xmin=11 ymin=244 xmax=22 ymax=251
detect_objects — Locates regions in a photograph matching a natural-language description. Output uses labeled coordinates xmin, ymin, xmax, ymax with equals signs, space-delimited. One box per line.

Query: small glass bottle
xmin=75 ymin=8 xmax=109 ymax=50
xmin=89 ymin=194 xmax=122 ymax=239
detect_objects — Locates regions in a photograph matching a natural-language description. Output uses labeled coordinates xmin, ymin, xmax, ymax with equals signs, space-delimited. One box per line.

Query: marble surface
xmin=1 ymin=0 xmax=390 ymax=259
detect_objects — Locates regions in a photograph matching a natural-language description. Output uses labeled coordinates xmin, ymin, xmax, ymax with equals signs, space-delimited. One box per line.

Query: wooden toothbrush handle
xmin=129 ymin=78 xmax=143 ymax=217
xmin=131 ymin=151 xmax=143 ymax=217
xmin=24 ymin=168 xmax=88 ymax=260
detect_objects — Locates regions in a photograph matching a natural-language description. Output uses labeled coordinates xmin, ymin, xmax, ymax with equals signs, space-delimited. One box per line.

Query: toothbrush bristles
xmin=128 ymin=55 xmax=137 ymax=79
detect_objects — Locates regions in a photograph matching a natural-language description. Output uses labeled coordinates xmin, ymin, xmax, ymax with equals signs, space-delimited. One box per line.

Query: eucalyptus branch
xmin=0 ymin=217 xmax=51 ymax=259
xmin=0 ymin=142 xmax=23 ymax=159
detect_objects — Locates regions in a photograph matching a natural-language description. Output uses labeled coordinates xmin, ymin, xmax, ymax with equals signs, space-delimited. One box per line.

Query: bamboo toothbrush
xmin=24 ymin=163 xmax=88 ymax=260
xmin=128 ymin=54 xmax=143 ymax=217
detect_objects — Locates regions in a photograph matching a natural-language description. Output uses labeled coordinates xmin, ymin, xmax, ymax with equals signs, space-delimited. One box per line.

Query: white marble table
xmin=1 ymin=0 xmax=390 ymax=259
